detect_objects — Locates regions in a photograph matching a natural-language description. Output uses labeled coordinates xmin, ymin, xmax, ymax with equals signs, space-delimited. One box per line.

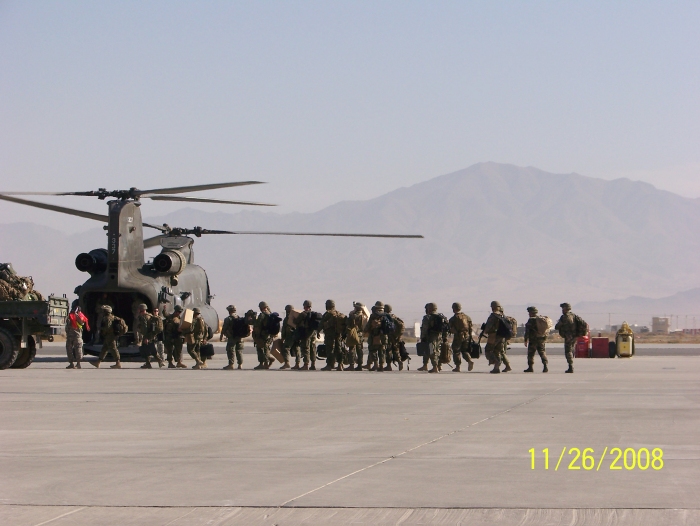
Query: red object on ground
xmin=575 ymin=335 xmax=590 ymax=358
xmin=591 ymin=337 xmax=610 ymax=358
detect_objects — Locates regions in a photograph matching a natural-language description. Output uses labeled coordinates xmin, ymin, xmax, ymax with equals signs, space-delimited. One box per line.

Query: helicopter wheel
xmin=11 ymin=336 xmax=37 ymax=369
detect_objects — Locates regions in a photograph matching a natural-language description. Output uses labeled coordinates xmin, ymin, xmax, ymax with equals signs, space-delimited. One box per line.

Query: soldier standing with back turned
xmin=321 ymin=300 xmax=343 ymax=371
xmin=187 ymin=307 xmax=208 ymax=369
xmin=555 ymin=302 xmax=584 ymax=374
xmin=346 ymin=302 xmax=367 ymax=372
xmin=221 ymin=305 xmax=244 ymax=370
xmin=483 ymin=301 xmax=511 ymax=374
xmin=418 ymin=303 xmax=446 ymax=373
xmin=164 ymin=305 xmax=186 ymax=368
xmin=253 ymin=301 xmax=274 ymax=369
xmin=295 ymin=300 xmax=317 ymax=370
xmin=384 ymin=305 xmax=404 ymax=371
xmin=449 ymin=302 xmax=474 ymax=372
xmin=281 ymin=305 xmax=300 ymax=370
xmin=523 ymin=306 xmax=548 ymax=373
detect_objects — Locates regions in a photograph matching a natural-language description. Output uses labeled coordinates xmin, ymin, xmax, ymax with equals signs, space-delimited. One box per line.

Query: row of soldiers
xmin=65 ymin=297 xmax=587 ymax=374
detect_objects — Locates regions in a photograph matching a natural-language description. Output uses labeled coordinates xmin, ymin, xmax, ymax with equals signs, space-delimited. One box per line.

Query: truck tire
xmin=0 ymin=328 xmax=19 ymax=369
xmin=11 ymin=336 xmax=36 ymax=369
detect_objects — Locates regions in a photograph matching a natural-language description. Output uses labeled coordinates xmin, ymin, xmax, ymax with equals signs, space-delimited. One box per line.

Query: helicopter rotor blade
xmin=197 ymin=230 xmax=424 ymax=239
xmin=142 ymin=223 xmax=170 ymax=232
xmin=138 ymin=181 xmax=265 ymax=196
xmin=144 ymin=196 xmax=276 ymax=207
xmin=0 ymin=194 xmax=108 ymax=222
xmin=143 ymin=235 xmax=165 ymax=248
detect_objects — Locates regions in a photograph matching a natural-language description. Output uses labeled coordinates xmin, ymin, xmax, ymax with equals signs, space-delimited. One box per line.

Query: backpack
xmin=496 ymin=314 xmax=516 ymax=339
xmin=266 ymin=312 xmax=282 ymax=336
xmin=534 ymin=316 xmax=553 ymax=337
xmin=335 ymin=312 xmax=348 ymax=335
xmin=380 ymin=314 xmax=396 ymax=335
xmin=231 ymin=317 xmax=251 ymax=338
xmin=112 ymin=317 xmax=127 ymax=336
xmin=453 ymin=313 xmax=471 ymax=333
xmin=574 ymin=314 xmax=589 ymax=337
xmin=392 ymin=316 xmax=405 ymax=338
xmin=308 ymin=312 xmax=323 ymax=331
xmin=431 ymin=313 xmax=450 ymax=333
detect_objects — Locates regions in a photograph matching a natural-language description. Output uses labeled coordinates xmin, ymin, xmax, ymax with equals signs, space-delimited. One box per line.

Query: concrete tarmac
xmin=1 ymin=351 xmax=698 ymax=525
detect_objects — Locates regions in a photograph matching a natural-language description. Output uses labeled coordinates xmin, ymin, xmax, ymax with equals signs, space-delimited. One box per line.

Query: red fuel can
xmin=575 ymin=335 xmax=590 ymax=358
xmin=591 ymin=337 xmax=610 ymax=358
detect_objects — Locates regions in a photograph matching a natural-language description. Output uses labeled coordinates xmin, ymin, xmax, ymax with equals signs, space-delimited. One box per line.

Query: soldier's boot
xmin=310 ymin=363 xmax=316 ymax=371
xmin=524 ymin=366 xmax=534 ymax=373
xmin=385 ymin=363 xmax=393 ymax=371
xmin=76 ymin=362 xmax=81 ymax=369
xmin=369 ymin=362 xmax=377 ymax=372
xmin=292 ymin=363 xmax=300 ymax=370
xmin=417 ymin=364 xmax=428 ymax=371
xmin=321 ymin=364 xmax=333 ymax=371
xmin=193 ymin=363 xmax=202 ymax=370
xmin=347 ymin=363 xmax=355 ymax=371
xmin=335 ymin=364 xmax=344 ymax=371
xmin=91 ymin=360 xmax=101 ymax=368
xmin=110 ymin=362 xmax=122 ymax=369
xmin=254 ymin=362 xmax=265 ymax=370
xmin=398 ymin=361 xmax=404 ymax=371
xmin=377 ymin=362 xmax=385 ymax=372
xmin=428 ymin=366 xmax=439 ymax=373
xmin=502 ymin=364 xmax=512 ymax=372
xmin=468 ymin=362 xmax=474 ymax=371
xmin=237 ymin=364 xmax=243 ymax=370
xmin=140 ymin=362 xmax=152 ymax=369
xmin=453 ymin=364 xmax=461 ymax=372
xmin=168 ymin=361 xmax=176 ymax=369
xmin=223 ymin=364 xmax=235 ymax=370
xmin=66 ymin=363 xmax=75 ymax=369
xmin=301 ymin=363 xmax=309 ymax=370
xmin=542 ymin=364 xmax=548 ymax=373
xmin=489 ymin=366 xmax=501 ymax=374
xmin=565 ymin=365 xmax=574 ymax=373
xmin=158 ymin=359 xmax=165 ymax=368
xmin=176 ymin=362 xmax=187 ymax=368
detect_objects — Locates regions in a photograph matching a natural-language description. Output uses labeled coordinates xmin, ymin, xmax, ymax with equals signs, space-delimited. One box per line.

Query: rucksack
xmin=392 ymin=315 xmax=405 ymax=338
xmin=574 ymin=314 xmax=589 ymax=337
xmin=431 ymin=313 xmax=450 ymax=333
xmin=534 ymin=316 xmax=553 ymax=337
xmin=231 ymin=317 xmax=251 ymax=338
xmin=380 ymin=314 xmax=396 ymax=335
xmin=453 ymin=313 xmax=471 ymax=333
xmin=308 ymin=311 xmax=323 ymax=331
xmin=112 ymin=317 xmax=127 ymax=336
xmin=496 ymin=314 xmax=516 ymax=339
xmin=335 ymin=312 xmax=348 ymax=335
xmin=266 ymin=312 xmax=282 ymax=336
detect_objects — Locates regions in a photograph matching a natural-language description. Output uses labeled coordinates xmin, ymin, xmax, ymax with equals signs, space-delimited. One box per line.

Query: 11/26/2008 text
xmin=528 ymin=447 xmax=664 ymax=471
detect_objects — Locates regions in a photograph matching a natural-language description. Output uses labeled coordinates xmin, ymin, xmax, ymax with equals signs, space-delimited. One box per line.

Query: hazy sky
xmin=1 ymin=1 xmax=698 ymax=230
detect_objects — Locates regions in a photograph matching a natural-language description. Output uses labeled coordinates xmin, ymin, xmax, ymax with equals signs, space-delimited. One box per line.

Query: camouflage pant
xmin=145 ymin=341 xmax=165 ymax=364
xmin=368 ymin=343 xmax=386 ymax=365
xmin=255 ymin=338 xmax=273 ymax=364
xmin=348 ymin=341 xmax=364 ymax=367
xmin=283 ymin=336 xmax=300 ymax=364
xmin=99 ymin=339 xmax=120 ymax=362
xmin=527 ymin=338 xmax=548 ymax=366
xmin=299 ymin=337 xmax=316 ymax=365
xmin=386 ymin=337 xmax=400 ymax=363
xmin=187 ymin=340 xmax=203 ymax=363
xmin=66 ymin=334 xmax=83 ymax=363
xmin=452 ymin=339 xmax=474 ymax=366
xmin=422 ymin=340 xmax=440 ymax=366
xmin=165 ymin=339 xmax=183 ymax=363
xmin=226 ymin=338 xmax=244 ymax=365
xmin=324 ymin=334 xmax=342 ymax=367
xmin=488 ymin=337 xmax=509 ymax=369
xmin=564 ymin=338 xmax=575 ymax=365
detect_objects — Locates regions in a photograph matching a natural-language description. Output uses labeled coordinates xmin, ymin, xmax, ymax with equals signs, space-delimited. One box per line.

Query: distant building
xmin=652 ymin=317 xmax=670 ymax=334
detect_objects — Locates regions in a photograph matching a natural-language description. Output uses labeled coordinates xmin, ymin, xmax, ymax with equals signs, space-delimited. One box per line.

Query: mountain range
xmin=1 ymin=162 xmax=699 ymax=327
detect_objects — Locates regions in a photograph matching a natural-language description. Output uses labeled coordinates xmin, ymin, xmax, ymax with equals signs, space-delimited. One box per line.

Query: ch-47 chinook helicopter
xmin=0 ymin=182 xmax=422 ymax=356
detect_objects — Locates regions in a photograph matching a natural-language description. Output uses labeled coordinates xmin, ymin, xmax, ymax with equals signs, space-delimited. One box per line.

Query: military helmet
xmin=354 ymin=302 xmax=364 ymax=309
xmin=259 ymin=301 xmax=269 ymax=310
xmin=384 ymin=304 xmax=392 ymax=313
xmin=192 ymin=307 xmax=201 ymax=314
xmin=303 ymin=300 xmax=312 ymax=308
xmin=138 ymin=303 xmax=148 ymax=311
xmin=285 ymin=304 xmax=294 ymax=312
xmin=490 ymin=301 xmax=501 ymax=310
xmin=527 ymin=306 xmax=538 ymax=314
xmin=374 ymin=301 xmax=384 ymax=308
xmin=452 ymin=302 xmax=461 ymax=311
xmin=173 ymin=305 xmax=183 ymax=313
xmin=560 ymin=302 xmax=572 ymax=310
xmin=425 ymin=302 xmax=437 ymax=313
xmin=326 ymin=299 xmax=335 ymax=309
xmin=226 ymin=305 xmax=236 ymax=312
xmin=102 ymin=305 xmax=112 ymax=313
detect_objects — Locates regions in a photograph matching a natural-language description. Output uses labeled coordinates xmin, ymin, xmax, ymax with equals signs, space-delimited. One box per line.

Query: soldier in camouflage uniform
xmin=91 ymin=306 xmax=125 ymax=368
xmin=136 ymin=304 xmax=165 ymax=369
xmin=555 ymin=302 xmax=581 ymax=373
xmin=449 ymin=302 xmax=474 ymax=372
xmin=417 ymin=303 xmax=447 ymax=373
xmin=92 ymin=293 xmax=113 ymax=344
xmin=252 ymin=301 xmax=274 ymax=369
xmin=365 ymin=303 xmax=387 ymax=371
xmin=164 ymin=305 xmax=186 ymax=368
xmin=187 ymin=307 xmax=208 ymax=369
xmin=483 ymin=301 xmax=511 ymax=374
xmin=523 ymin=306 xmax=548 ymax=373
xmin=221 ymin=305 xmax=245 ymax=370
xmin=321 ymin=300 xmax=343 ymax=371
xmin=384 ymin=305 xmax=404 ymax=371
xmin=295 ymin=300 xmax=317 ymax=370
xmin=346 ymin=302 xmax=367 ymax=371
xmin=65 ymin=305 xmax=90 ymax=369
xmin=281 ymin=305 xmax=301 ymax=370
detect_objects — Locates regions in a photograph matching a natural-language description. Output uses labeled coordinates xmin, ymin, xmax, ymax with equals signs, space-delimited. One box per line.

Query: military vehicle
xmin=0 ymin=182 xmax=422 ymax=357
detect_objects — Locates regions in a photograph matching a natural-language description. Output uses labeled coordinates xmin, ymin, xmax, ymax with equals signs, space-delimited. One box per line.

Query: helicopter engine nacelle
xmin=75 ymin=249 xmax=109 ymax=275
xmin=153 ymin=250 xmax=187 ymax=275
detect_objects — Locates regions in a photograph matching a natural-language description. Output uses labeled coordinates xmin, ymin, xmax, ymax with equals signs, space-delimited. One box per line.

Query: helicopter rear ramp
xmin=0 ymin=352 xmax=697 ymax=525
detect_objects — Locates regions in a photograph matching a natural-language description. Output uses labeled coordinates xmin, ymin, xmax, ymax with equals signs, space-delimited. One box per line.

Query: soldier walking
xmin=417 ymin=303 xmax=447 ymax=373
xmin=295 ymin=300 xmax=318 ymax=370
xmin=164 ymin=305 xmax=186 ymax=368
xmin=523 ymin=306 xmax=549 ymax=373
xmin=65 ymin=305 xmax=90 ymax=369
xmin=92 ymin=293 xmax=112 ymax=344
xmin=555 ymin=302 xmax=587 ymax=373
xmin=483 ymin=301 xmax=512 ymax=374
xmin=221 ymin=305 xmax=245 ymax=370
xmin=321 ymin=300 xmax=343 ymax=371
xmin=137 ymin=304 xmax=165 ymax=369
xmin=346 ymin=302 xmax=367 ymax=371
xmin=186 ymin=307 xmax=208 ymax=369
xmin=281 ymin=305 xmax=300 ymax=370
xmin=253 ymin=301 xmax=274 ymax=369
xmin=384 ymin=305 xmax=405 ymax=371
xmin=449 ymin=303 xmax=474 ymax=372
xmin=365 ymin=303 xmax=387 ymax=371
xmin=90 ymin=306 xmax=126 ymax=368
